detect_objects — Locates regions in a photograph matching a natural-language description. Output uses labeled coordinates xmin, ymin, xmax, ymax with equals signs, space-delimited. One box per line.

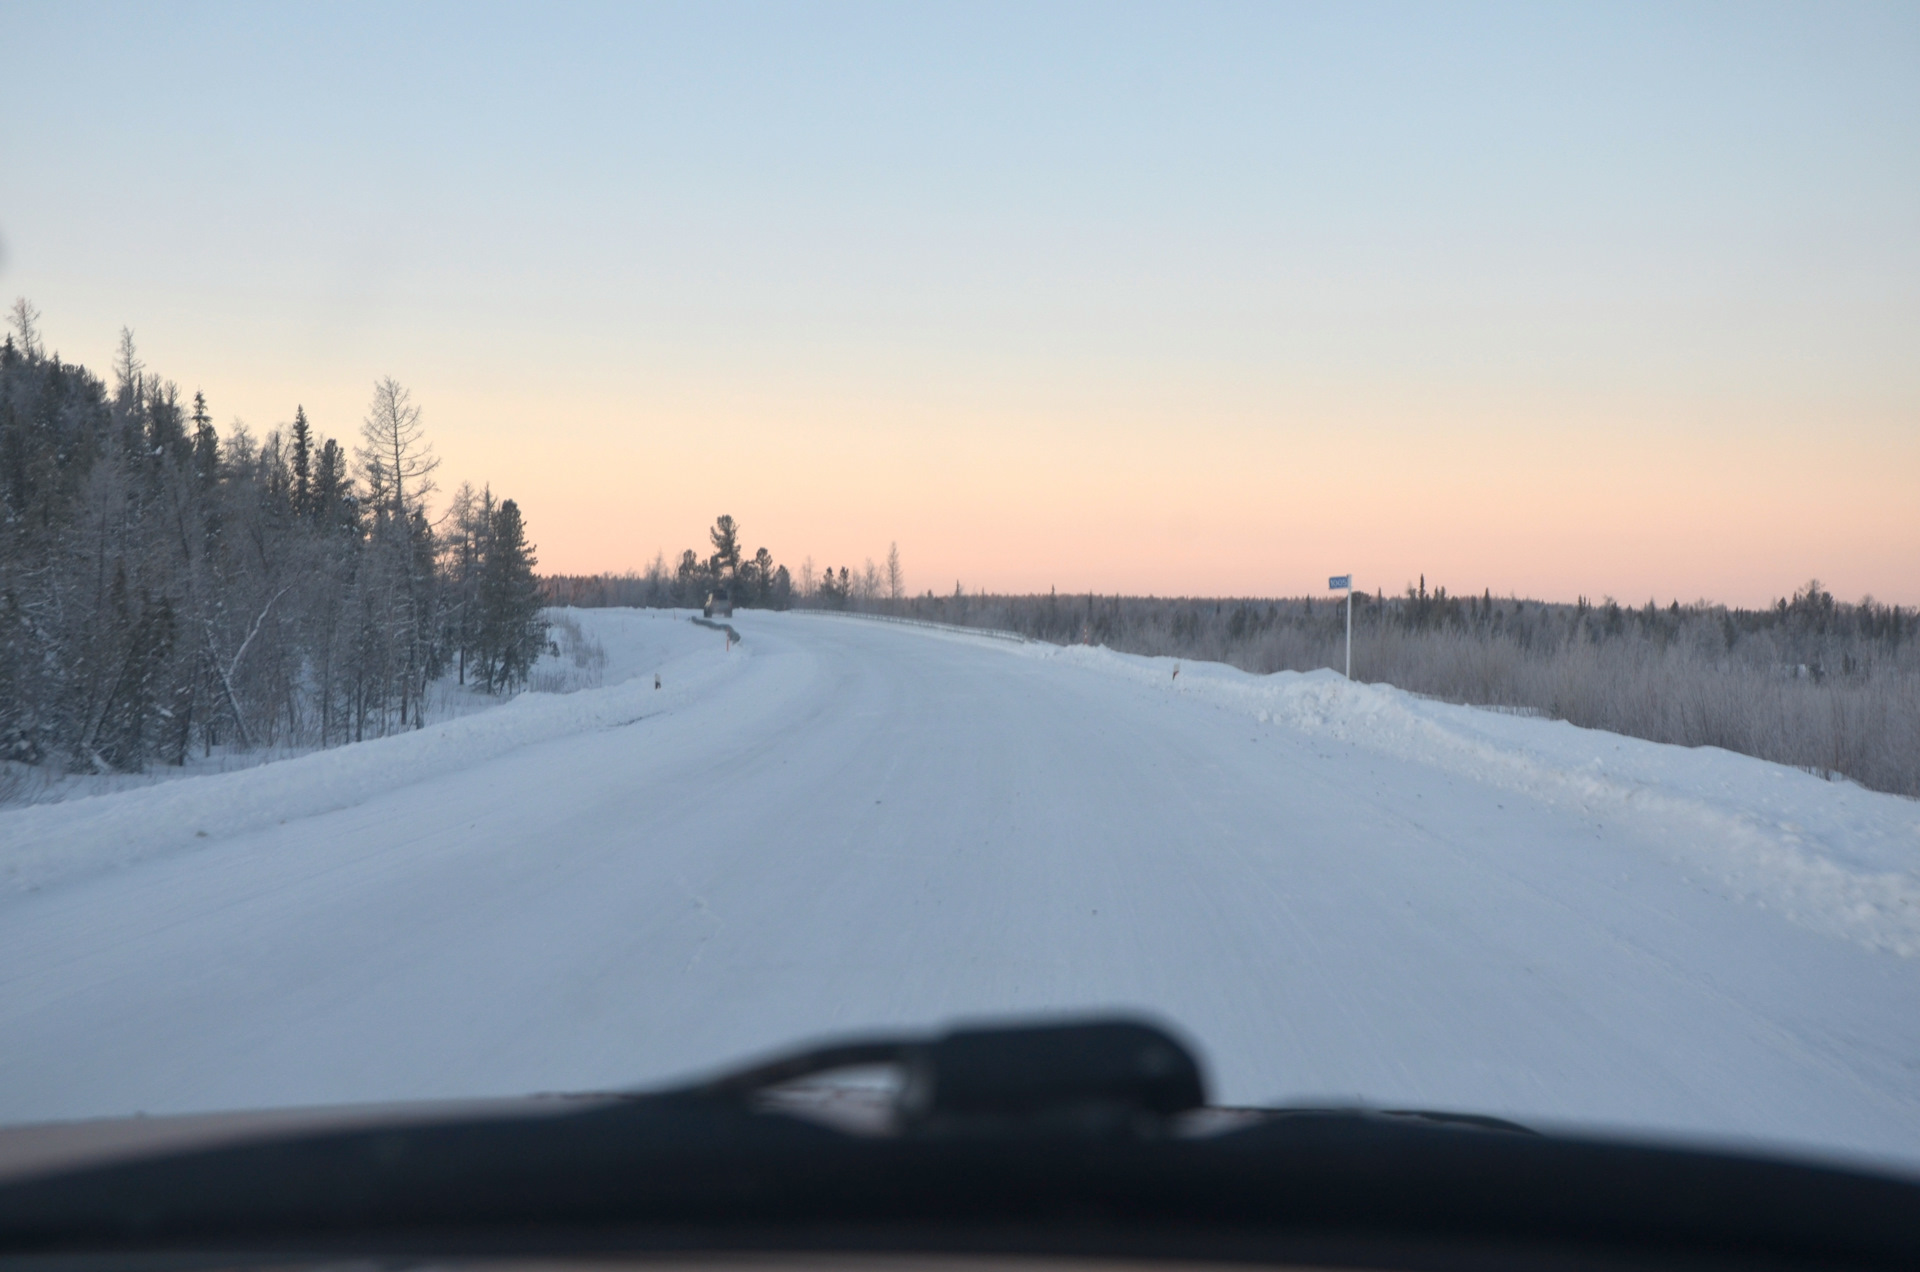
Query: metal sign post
xmin=1328 ymin=574 xmax=1353 ymax=679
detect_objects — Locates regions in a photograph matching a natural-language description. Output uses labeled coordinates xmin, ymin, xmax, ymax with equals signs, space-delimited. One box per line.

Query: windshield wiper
xmin=2 ymin=1017 xmax=1916 ymax=1270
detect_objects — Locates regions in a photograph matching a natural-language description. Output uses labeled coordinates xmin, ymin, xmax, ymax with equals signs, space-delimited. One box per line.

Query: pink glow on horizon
xmin=43 ymin=337 xmax=1915 ymax=612
xmin=431 ymin=385 xmax=1918 ymax=610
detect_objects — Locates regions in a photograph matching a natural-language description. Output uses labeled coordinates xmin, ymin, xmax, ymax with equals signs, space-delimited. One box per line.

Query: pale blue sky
xmin=3 ymin=2 xmax=1916 ymax=601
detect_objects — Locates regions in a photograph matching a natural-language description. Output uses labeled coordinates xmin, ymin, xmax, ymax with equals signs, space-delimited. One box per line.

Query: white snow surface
xmin=3 ymin=608 xmax=1918 ymax=1169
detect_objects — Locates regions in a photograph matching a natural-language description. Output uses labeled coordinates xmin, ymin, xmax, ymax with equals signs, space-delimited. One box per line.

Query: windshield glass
xmin=2 ymin=2 xmax=1916 ymax=1179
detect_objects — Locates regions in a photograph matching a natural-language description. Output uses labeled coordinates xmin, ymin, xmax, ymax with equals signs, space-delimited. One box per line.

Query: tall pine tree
xmin=475 ymin=498 xmax=547 ymax=693
xmin=289 ymin=405 xmax=312 ymax=515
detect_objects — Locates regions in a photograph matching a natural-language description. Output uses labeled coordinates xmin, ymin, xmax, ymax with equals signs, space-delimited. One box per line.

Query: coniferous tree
xmin=674 ymin=549 xmax=708 ymax=605
xmin=708 ymin=514 xmax=742 ymax=591
xmin=475 ymin=498 xmax=547 ymax=692
xmin=816 ymin=566 xmax=850 ymax=609
xmin=311 ymin=438 xmax=346 ymax=524
xmin=739 ymin=546 xmax=774 ymax=605
xmin=289 ymin=405 xmax=312 ymax=515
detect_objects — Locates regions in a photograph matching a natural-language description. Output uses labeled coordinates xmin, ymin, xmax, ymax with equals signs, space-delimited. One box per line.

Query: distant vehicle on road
xmin=703 ymin=588 xmax=733 ymax=619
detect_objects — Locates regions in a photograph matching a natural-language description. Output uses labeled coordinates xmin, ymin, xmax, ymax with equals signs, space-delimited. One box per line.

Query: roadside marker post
xmin=1329 ymin=575 xmax=1353 ymax=679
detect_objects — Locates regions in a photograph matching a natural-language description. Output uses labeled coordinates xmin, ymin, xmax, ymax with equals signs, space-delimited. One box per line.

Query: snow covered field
xmin=3 ymin=608 xmax=1918 ymax=1170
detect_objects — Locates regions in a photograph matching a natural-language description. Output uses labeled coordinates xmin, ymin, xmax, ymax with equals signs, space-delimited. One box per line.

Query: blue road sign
xmin=1329 ymin=575 xmax=1351 ymax=590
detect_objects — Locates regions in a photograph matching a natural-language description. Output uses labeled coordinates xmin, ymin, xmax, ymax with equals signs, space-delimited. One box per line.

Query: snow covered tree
xmin=442 ymin=482 xmax=490 ymax=684
xmin=0 ymin=308 xmax=544 ymax=771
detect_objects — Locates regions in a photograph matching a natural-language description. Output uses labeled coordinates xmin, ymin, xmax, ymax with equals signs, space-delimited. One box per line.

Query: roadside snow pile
xmin=1030 ymin=642 xmax=1920 ymax=958
xmin=1 ymin=607 xmax=672 ymax=810
xmin=0 ymin=610 xmax=733 ymax=898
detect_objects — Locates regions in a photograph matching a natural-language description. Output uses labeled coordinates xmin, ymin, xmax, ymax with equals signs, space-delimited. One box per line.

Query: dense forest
xmin=0 ymin=301 xmax=547 ymax=783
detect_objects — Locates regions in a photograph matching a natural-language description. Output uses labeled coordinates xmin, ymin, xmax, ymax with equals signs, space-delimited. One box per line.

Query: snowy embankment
xmin=970 ymin=636 xmax=1920 ymax=959
xmin=0 ymin=609 xmax=732 ymax=898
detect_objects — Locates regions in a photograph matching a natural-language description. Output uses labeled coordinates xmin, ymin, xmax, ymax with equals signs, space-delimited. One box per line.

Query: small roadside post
xmin=1329 ymin=574 xmax=1353 ymax=679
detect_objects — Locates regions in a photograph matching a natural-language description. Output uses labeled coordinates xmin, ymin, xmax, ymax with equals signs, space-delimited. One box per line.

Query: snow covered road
xmin=4 ymin=609 xmax=1918 ymax=1169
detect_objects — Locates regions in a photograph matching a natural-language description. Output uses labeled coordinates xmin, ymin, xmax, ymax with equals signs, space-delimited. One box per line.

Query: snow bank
xmin=1018 ymin=641 xmax=1920 ymax=957
xmin=0 ymin=611 xmax=735 ymax=898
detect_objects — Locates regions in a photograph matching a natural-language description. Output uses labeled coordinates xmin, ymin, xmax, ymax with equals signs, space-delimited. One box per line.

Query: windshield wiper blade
xmin=3 ymin=1016 xmax=1918 ymax=1270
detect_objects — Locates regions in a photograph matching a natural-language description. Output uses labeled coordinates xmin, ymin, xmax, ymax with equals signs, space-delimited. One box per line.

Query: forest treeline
xmin=541 ymin=519 xmax=906 ymax=613
xmin=0 ymin=301 xmax=548 ymax=782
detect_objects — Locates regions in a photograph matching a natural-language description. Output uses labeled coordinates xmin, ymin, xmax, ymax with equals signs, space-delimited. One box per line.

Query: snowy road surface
xmin=4 ymin=609 xmax=1919 ymax=1168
